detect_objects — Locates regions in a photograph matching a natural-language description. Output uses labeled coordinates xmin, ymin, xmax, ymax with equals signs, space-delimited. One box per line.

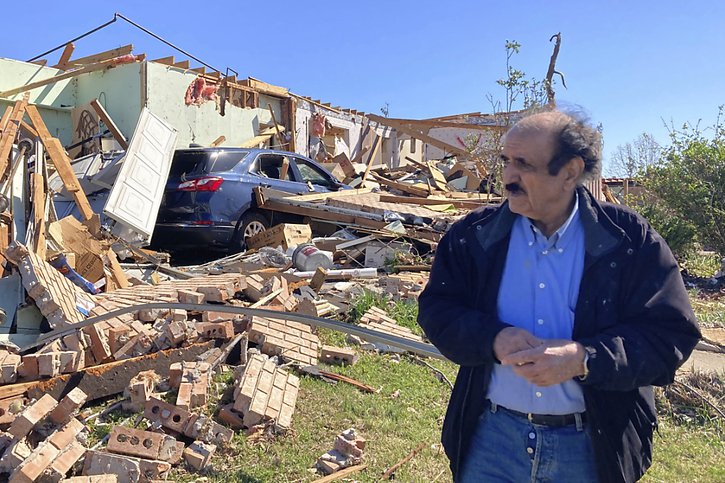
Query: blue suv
xmin=151 ymin=147 xmax=350 ymax=252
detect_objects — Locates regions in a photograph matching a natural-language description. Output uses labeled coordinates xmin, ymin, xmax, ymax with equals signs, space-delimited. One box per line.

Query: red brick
xmin=8 ymin=394 xmax=57 ymax=438
xmin=9 ymin=441 xmax=60 ymax=483
xmin=50 ymin=387 xmax=88 ymax=425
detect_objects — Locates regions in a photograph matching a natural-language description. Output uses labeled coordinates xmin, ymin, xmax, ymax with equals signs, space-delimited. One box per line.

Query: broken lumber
xmin=90 ymin=99 xmax=128 ymax=150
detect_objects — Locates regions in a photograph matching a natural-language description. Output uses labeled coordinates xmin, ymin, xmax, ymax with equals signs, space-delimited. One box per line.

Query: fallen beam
xmin=90 ymin=99 xmax=128 ymax=150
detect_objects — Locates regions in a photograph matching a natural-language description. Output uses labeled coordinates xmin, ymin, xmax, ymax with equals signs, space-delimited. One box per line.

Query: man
xmin=417 ymin=110 xmax=700 ymax=482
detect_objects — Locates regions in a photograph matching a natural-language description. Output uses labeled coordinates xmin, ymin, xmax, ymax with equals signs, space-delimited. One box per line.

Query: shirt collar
xmin=526 ymin=191 xmax=580 ymax=248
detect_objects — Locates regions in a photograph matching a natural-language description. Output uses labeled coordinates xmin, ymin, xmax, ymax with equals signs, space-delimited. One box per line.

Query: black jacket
xmin=417 ymin=187 xmax=701 ymax=482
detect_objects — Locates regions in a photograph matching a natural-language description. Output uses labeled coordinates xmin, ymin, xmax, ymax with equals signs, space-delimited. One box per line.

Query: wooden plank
xmin=369 ymin=172 xmax=431 ymax=197
xmin=30 ymin=59 xmax=47 ymax=66
xmin=0 ymin=56 xmax=144 ymax=99
xmin=360 ymin=134 xmax=381 ymax=186
xmin=379 ymin=194 xmax=497 ymax=210
xmin=210 ymin=135 xmax=225 ymax=147
xmin=0 ymin=95 xmax=29 ymax=179
xmin=426 ymin=161 xmax=450 ymax=192
xmin=68 ymin=44 xmax=133 ymax=66
xmin=19 ymin=120 xmax=38 ymax=138
xmin=0 ymin=106 xmax=12 ymax=132
xmin=244 ymin=77 xmax=289 ymax=97
xmin=32 ymin=173 xmax=46 ymax=259
xmin=152 ymin=56 xmax=175 ymax=65
xmin=0 ymin=221 xmax=8 ymax=274
xmin=285 ymin=187 xmax=374 ymax=202
xmin=53 ymin=42 xmax=75 ymax=70
xmin=26 ymin=105 xmax=95 ymax=221
xmin=191 ymin=66 xmax=206 ymax=75
xmin=240 ymin=125 xmax=285 ymax=148
xmin=287 ymin=97 xmax=297 ymax=152
xmin=312 ymin=464 xmax=367 ymax=482
xmin=106 ymin=248 xmax=130 ymax=289
xmin=90 ymin=99 xmax=128 ymax=150
xmin=173 ymin=60 xmax=190 ymax=69
xmin=367 ymin=114 xmax=471 ymax=158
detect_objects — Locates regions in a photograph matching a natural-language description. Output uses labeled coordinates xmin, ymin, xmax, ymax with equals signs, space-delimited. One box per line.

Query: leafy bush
xmin=642 ymin=111 xmax=725 ymax=256
xmin=624 ymin=192 xmax=697 ymax=258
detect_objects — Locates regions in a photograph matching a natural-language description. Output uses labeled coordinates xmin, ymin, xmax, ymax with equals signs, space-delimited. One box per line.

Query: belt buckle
xmin=527 ymin=413 xmax=534 ymax=423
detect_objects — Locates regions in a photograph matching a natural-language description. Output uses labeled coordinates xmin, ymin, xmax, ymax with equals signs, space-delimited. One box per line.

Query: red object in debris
xmin=110 ymin=54 xmax=141 ymax=66
xmin=185 ymin=77 xmax=218 ymax=106
xmin=311 ymin=113 xmax=326 ymax=137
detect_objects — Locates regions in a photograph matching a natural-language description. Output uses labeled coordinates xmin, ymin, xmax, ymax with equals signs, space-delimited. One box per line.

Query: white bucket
xmin=292 ymin=243 xmax=334 ymax=272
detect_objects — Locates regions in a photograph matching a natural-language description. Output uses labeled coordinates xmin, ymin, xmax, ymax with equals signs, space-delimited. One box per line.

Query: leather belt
xmin=496 ymin=404 xmax=586 ymax=427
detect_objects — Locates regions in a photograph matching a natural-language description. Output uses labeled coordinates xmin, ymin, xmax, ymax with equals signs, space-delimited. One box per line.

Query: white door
xmin=104 ymin=108 xmax=177 ymax=244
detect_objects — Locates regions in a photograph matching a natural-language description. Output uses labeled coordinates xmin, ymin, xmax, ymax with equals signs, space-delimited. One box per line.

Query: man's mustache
xmin=505 ymin=183 xmax=524 ymax=193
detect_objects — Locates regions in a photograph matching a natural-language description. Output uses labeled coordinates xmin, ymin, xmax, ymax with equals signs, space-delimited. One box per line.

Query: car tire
xmin=236 ymin=211 xmax=270 ymax=250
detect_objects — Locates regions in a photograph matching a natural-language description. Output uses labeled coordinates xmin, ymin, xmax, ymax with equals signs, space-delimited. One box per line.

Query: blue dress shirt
xmin=487 ymin=194 xmax=586 ymax=415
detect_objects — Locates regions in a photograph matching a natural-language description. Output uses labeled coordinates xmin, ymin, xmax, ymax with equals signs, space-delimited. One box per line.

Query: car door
xmin=289 ymin=156 xmax=339 ymax=192
xmin=245 ymin=153 xmax=315 ymax=194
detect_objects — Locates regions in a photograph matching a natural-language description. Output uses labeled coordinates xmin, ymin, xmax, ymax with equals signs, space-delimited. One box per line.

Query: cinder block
xmin=107 ymin=426 xmax=178 ymax=462
xmin=182 ymin=440 xmax=216 ymax=471
xmin=8 ymin=394 xmax=58 ymax=439
xmin=321 ymin=346 xmax=358 ymax=365
xmin=50 ymin=387 xmax=88 ymax=425
xmin=196 ymin=321 xmax=234 ymax=340
xmin=144 ymin=398 xmax=194 ymax=435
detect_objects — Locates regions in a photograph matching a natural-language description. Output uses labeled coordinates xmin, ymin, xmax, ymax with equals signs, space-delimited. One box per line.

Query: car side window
xmin=254 ymin=155 xmax=295 ymax=181
xmin=293 ymin=157 xmax=335 ymax=187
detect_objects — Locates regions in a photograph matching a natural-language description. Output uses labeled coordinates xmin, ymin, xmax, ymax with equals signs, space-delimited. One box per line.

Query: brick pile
xmin=316 ymin=428 xmax=366 ymax=475
xmin=232 ymin=353 xmax=300 ymax=430
xmin=247 ymin=316 xmax=320 ymax=366
xmin=359 ymin=306 xmax=424 ymax=343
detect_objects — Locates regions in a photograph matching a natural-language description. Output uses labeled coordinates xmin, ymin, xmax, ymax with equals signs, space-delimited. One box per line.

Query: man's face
xmin=501 ymin=126 xmax=575 ymax=226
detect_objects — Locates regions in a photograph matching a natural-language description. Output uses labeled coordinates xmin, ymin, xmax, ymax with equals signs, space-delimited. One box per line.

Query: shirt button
xmin=528 ymin=241 xmax=534 ymax=246
xmin=528 ymin=432 xmax=535 ymax=439
xmin=542 ymin=250 xmax=548 ymax=255
xmin=535 ymin=391 xmax=542 ymax=398
xmin=537 ymin=319 xmax=544 ymax=325
xmin=527 ymin=447 xmax=534 ymax=454
xmin=558 ymin=248 xmax=564 ymax=253
xmin=538 ymin=283 xmax=545 ymax=289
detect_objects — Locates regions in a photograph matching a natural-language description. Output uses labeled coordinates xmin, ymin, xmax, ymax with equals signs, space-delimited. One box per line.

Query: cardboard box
xmin=247 ymin=223 xmax=312 ymax=250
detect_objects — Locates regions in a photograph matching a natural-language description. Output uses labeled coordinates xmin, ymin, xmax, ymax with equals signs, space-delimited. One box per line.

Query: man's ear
xmin=565 ymin=156 xmax=585 ymax=186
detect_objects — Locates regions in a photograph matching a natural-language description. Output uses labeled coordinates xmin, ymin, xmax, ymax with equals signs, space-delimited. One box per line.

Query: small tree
xmin=609 ymin=133 xmax=661 ymax=178
xmin=642 ymin=109 xmax=725 ymax=256
xmin=477 ymin=39 xmax=552 ymax=194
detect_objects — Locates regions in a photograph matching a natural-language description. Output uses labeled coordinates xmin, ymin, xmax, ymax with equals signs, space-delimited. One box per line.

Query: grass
xmin=681 ymin=249 xmax=722 ymax=278
xmin=81 ymin=288 xmax=725 ymax=482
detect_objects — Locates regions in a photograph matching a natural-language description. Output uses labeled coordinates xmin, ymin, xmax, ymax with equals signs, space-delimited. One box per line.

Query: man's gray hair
xmin=546 ymin=109 xmax=602 ymax=181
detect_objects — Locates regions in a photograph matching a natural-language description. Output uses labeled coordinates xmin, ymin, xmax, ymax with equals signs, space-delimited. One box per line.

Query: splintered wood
xmin=232 ymin=354 xmax=299 ymax=430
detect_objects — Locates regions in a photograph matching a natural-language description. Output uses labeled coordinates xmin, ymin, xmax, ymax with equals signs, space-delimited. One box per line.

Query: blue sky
xmin=1 ymin=1 xmax=721 ymax=173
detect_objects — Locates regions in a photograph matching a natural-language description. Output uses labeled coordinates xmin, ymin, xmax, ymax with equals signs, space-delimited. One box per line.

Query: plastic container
xmin=292 ymin=243 xmax=333 ymax=272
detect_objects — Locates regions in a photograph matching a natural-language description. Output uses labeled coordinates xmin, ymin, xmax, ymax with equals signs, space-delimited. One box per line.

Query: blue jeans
xmin=458 ymin=402 xmax=598 ymax=482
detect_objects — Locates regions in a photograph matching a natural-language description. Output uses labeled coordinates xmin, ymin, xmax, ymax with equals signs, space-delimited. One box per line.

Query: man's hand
xmin=501 ymin=339 xmax=586 ymax=387
xmin=493 ymin=327 xmax=543 ymax=362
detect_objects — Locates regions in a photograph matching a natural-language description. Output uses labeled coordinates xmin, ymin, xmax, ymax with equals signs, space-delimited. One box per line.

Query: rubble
xmin=0 ymin=30 xmax=529 ymax=481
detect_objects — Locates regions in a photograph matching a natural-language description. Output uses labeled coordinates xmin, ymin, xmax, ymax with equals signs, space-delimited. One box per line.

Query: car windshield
xmin=168 ymin=150 xmax=248 ymax=179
